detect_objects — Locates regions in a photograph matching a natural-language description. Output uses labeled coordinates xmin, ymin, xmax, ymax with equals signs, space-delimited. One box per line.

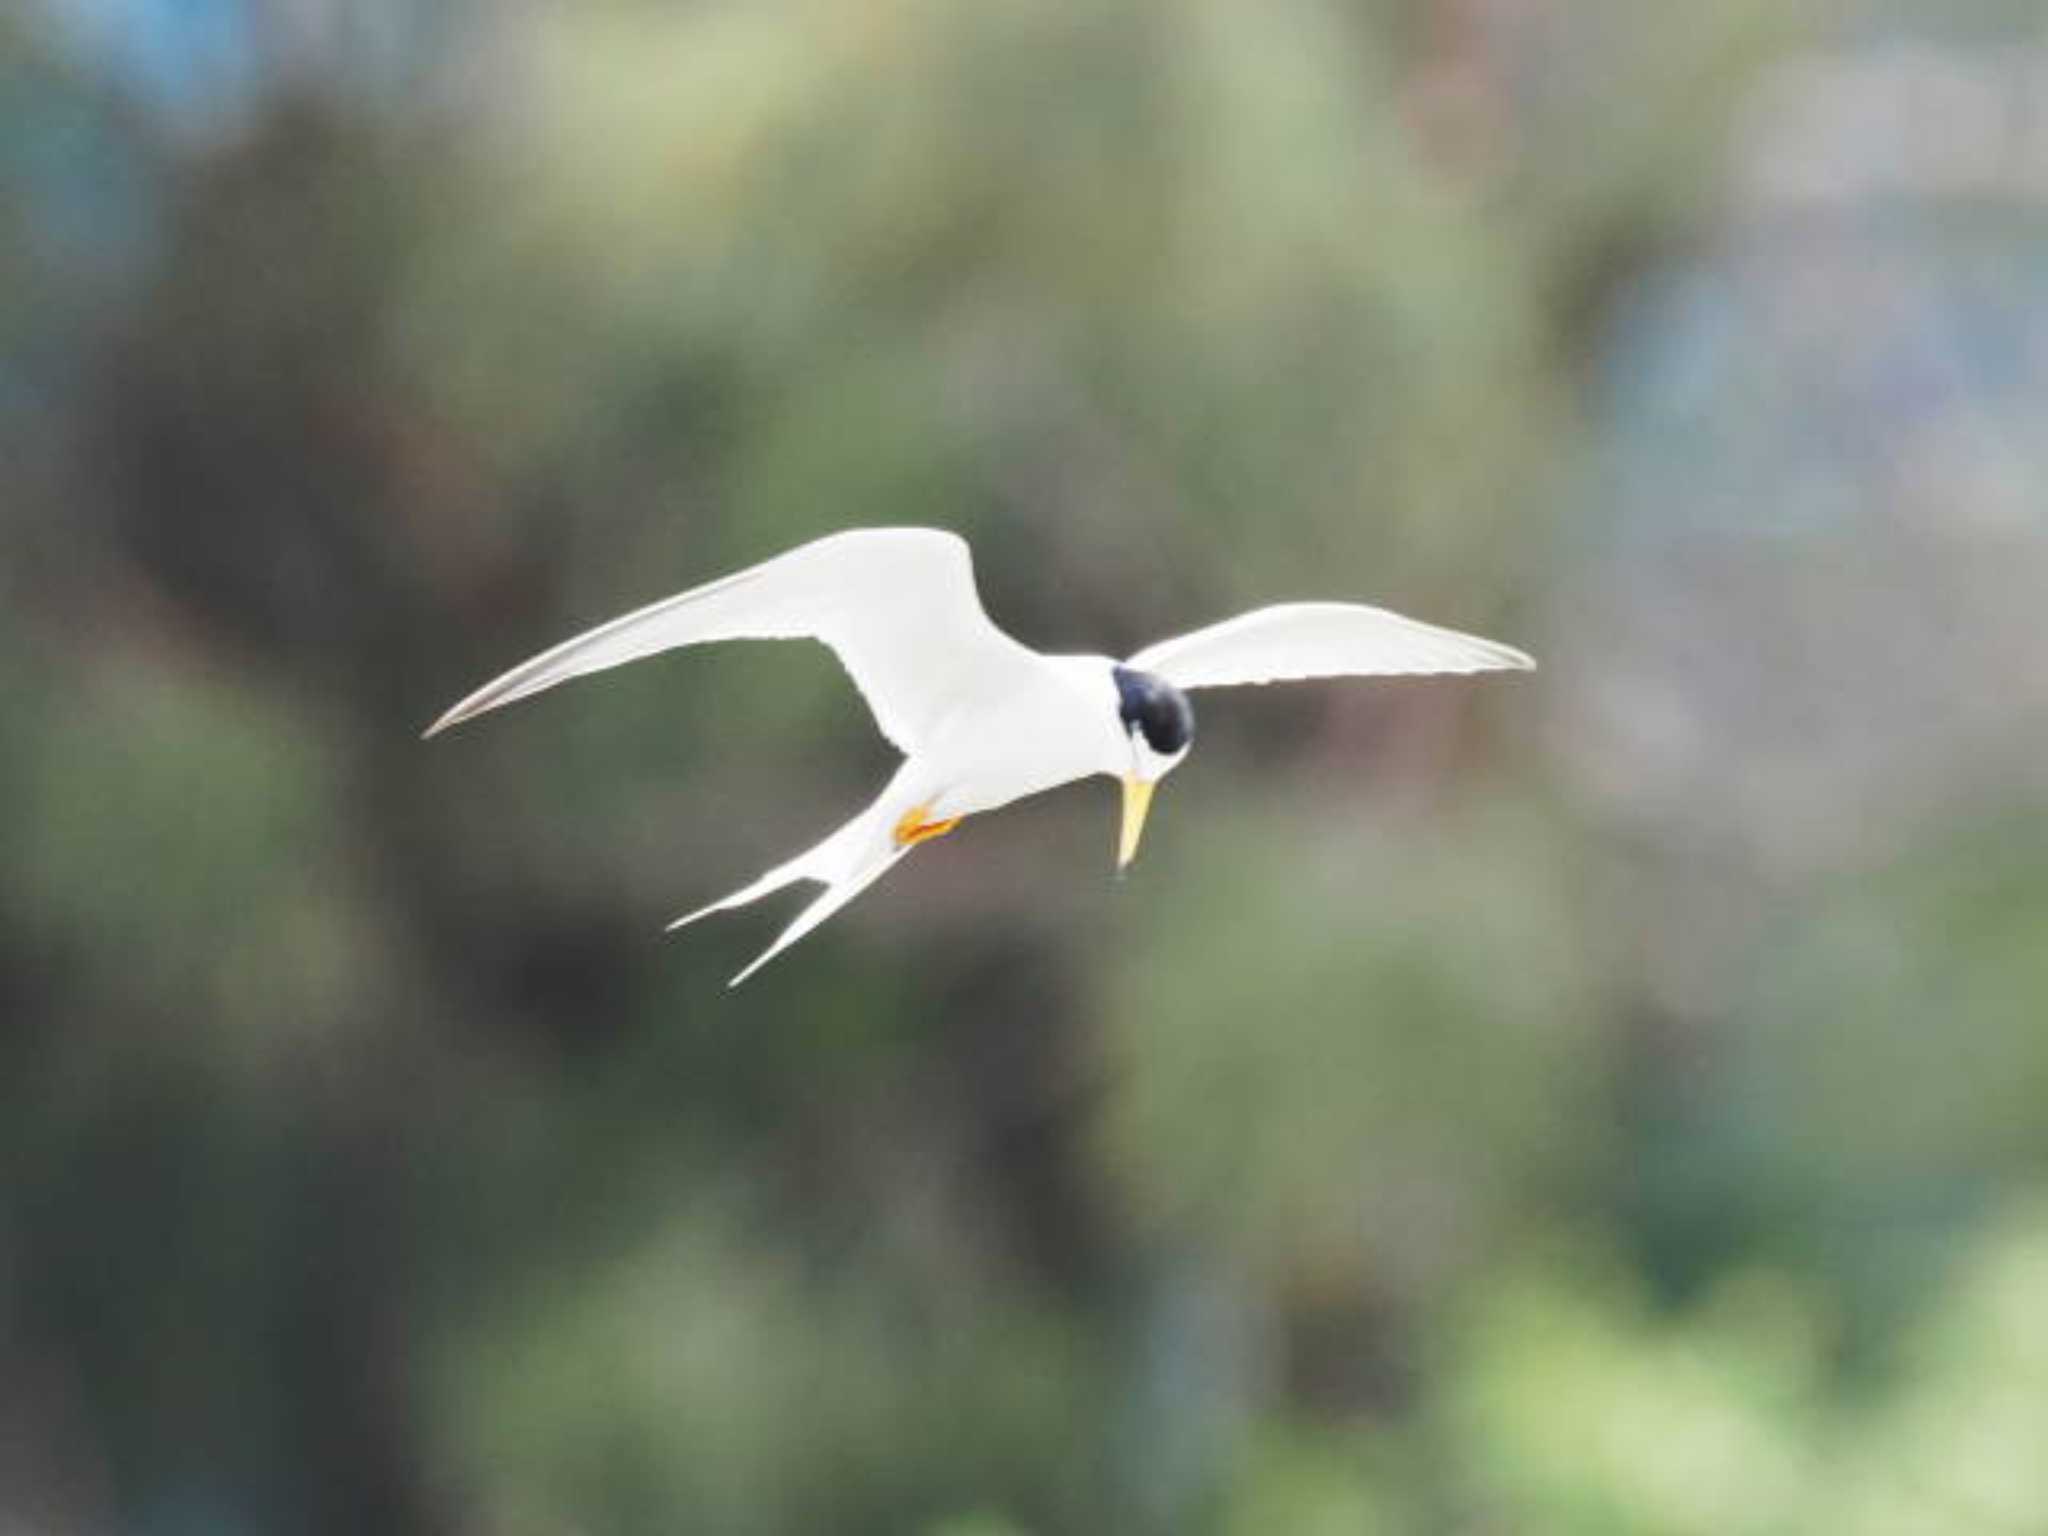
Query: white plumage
xmin=428 ymin=528 xmax=1532 ymax=984
xmin=1128 ymin=601 xmax=1536 ymax=688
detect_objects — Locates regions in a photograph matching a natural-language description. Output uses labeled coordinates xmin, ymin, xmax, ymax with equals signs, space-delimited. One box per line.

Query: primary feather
xmin=1127 ymin=601 xmax=1534 ymax=690
xmin=424 ymin=528 xmax=1035 ymax=752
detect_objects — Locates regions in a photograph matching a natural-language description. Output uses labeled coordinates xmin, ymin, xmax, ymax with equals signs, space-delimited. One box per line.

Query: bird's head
xmin=1112 ymin=665 xmax=1194 ymax=870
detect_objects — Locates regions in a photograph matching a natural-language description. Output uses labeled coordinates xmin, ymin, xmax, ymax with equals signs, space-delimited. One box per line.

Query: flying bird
xmin=427 ymin=528 xmax=1532 ymax=985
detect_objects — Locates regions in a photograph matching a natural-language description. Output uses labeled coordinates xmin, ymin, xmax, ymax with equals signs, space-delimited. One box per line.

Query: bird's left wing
xmin=1126 ymin=602 xmax=1533 ymax=690
xmin=425 ymin=527 xmax=1037 ymax=752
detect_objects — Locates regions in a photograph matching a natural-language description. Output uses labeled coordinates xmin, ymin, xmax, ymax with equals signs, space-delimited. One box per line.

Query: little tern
xmin=427 ymin=528 xmax=1533 ymax=985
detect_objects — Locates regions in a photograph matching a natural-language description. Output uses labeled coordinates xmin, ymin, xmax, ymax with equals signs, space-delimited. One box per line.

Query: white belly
xmin=913 ymin=655 xmax=1124 ymax=823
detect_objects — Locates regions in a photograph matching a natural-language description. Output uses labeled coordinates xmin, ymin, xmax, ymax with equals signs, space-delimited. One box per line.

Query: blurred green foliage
xmin=8 ymin=1 xmax=2048 ymax=1533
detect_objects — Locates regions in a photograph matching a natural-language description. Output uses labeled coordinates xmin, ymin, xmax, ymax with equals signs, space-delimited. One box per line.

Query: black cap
xmin=1113 ymin=666 xmax=1195 ymax=755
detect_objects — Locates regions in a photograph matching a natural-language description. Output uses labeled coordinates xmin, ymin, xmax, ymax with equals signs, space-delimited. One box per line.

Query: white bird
xmin=427 ymin=528 xmax=1533 ymax=985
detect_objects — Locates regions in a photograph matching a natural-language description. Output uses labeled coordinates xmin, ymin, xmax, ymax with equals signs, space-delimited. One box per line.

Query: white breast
xmin=920 ymin=654 xmax=1127 ymax=821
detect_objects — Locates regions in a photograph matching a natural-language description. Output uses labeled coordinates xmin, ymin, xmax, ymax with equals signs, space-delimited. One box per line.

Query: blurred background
xmin=8 ymin=0 xmax=2048 ymax=1531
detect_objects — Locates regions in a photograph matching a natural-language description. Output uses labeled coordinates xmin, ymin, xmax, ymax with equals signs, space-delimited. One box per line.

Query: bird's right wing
xmin=425 ymin=528 xmax=1037 ymax=753
xmin=1126 ymin=601 xmax=1533 ymax=690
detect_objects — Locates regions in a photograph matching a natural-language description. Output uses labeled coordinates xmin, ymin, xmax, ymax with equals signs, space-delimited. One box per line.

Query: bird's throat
xmin=893 ymin=805 xmax=962 ymax=848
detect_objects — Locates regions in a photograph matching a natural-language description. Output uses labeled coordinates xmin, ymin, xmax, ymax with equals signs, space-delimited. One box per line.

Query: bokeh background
xmin=9 ymin=1 xmax=2048 ymax=1531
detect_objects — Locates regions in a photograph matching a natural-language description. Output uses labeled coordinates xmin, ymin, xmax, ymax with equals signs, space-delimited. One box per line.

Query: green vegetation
xmin=7 ymin=2 xmax=2047 ymax=1531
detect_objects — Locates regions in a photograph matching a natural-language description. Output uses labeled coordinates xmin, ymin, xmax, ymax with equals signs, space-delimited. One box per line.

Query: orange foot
xmin=893 ymin=804 xmax=963 ymax=848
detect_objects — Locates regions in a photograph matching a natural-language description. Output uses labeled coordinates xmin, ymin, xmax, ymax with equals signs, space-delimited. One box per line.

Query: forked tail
xmin=667 ymin=790 xmax=910 ymax=986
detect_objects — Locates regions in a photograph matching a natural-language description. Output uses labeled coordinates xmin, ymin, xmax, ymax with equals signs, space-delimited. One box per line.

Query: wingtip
xmin=420 ymin=698 xmax=477 ymax=739
xmin=422 ymin=679 xmax=516 ymax=740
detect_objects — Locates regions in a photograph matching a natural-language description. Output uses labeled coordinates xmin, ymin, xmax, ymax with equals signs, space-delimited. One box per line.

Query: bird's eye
xmin=1114 ymin=667 xmax=1195 ymax=755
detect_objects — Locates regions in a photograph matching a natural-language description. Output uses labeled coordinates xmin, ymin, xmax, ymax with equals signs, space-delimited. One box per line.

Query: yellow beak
xmin=1118 ymin=775 xmax=1156 ymax=871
